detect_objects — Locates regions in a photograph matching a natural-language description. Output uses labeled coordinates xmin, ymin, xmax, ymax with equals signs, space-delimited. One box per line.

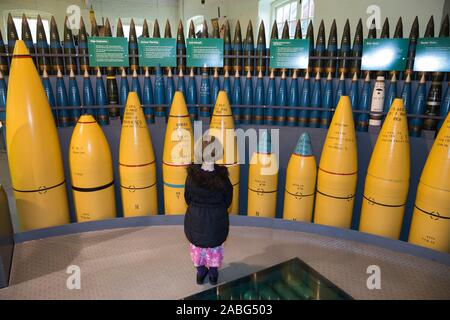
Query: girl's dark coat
xmin=184 ymin=164 xmax=233 ymax=248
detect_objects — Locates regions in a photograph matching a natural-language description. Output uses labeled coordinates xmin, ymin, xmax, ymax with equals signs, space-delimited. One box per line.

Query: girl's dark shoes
xmin=208 ymin=275 xmax=218 ymax=286
xmin=196 ymin=266 xmax=208 ymax=285
xmin=196 ymin=266 xmax=219 ymax=285
xmin=209 ymin=267 xmax=218 ymax=285
xmin=196 ymin=273 xmax=208 ymax=285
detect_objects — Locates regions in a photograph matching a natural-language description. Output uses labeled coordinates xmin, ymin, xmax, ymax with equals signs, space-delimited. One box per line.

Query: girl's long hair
xmin=187 ymin=135 xmax=229 ymax=190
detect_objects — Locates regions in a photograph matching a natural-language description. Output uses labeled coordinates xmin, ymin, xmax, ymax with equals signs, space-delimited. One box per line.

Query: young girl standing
xmin=184 ymin=137 xmax=233 ymax=285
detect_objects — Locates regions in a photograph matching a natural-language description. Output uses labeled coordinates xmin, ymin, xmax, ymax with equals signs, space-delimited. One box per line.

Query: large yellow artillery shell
xmin=314 ymin=96 xmax=357 ymax=229
xmin=69 ymin=114 xmax=116 ymax=222
xmin=119 ymin=92 xmax=158 ymax=217
xmin=163 ymin=91 xmax=193 ymax=215
xmin=6 ymin=40 xmax=69 ymax=231
xmin=247 ymin=131 xmax=279 ymax=218
xmin=210 ymin=91 xmax=240 ymax=214
xmin=408 ymin=112 xmax=450 ymax=253
xmin=283 ymin=133 xmax=317 ymax=222
xmin=359 ymin=98 xmax=410 ymax=239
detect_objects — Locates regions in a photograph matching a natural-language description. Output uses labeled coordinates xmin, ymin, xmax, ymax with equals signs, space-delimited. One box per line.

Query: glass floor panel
xmin=185 ymin=258 xmax=353 ymax=300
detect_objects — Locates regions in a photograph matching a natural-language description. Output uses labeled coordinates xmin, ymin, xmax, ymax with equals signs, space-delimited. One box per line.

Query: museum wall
xmin=0 ymin=0 xmax=446 ymax=41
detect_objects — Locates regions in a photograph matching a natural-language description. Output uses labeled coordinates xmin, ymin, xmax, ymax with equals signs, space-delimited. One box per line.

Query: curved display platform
xmin=1 ymin=216 xmax=449 ymax=299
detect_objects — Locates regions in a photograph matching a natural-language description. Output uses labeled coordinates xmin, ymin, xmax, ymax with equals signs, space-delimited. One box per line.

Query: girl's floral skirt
xmin=189 ymin=244 xmax=224 ymax=268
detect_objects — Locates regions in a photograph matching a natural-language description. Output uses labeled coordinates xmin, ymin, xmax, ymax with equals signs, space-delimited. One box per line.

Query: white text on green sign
xmin=414 ymin=38 xmax=450 ymax=72
xmin=87 ymin=37 xmax=129 ymax=67
xmin=186 ymin=38 xmax=224 ymax=68
xmin=270 ymin=39 xmax=310 ymax=69
xmin=361 ymin=38 xmax=409 ymax=71
xmin=138 ymin=38 xmax=177 ymax=67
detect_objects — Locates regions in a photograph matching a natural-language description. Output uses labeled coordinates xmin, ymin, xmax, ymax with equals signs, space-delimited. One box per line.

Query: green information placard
xmin=414 ymin=38 xmax=450 ymax=72
xmin=138 ymin=38 xmax=177 ymax=67
xmin=186 ymin=38 xmax=224 ymax=68
xmin=269 ymin=39 xmax=310 ymax=69
xmin=361 ymin=38 xmax=409 ymax=71
xmin=88 ymin=37 xmax=129 ymax=67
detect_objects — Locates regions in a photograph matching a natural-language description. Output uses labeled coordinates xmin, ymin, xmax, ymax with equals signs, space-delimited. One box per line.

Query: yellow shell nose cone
xmin=319 ymin=95 xmax=357 ymax=173
xmin=126 ymin=91 xmax=140 ymax=105
xmin=421 ymin=112 xmax=450 ymax=190
xmin=169 ymin=91 xmax=189 ymax=117
xmin=12 ymin=40 xmax=30 ymax=56
xmin=367 ymin=98 xmax=410 ymax=181
xmin=212 ymin=91 xmax=233 ymax=116
xmin=78 ymin=114 xmax=96 ymax=123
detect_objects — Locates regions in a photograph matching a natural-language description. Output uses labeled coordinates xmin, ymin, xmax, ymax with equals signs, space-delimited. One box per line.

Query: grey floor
xmin=0 ymin=225 xmax=449 ymax=300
